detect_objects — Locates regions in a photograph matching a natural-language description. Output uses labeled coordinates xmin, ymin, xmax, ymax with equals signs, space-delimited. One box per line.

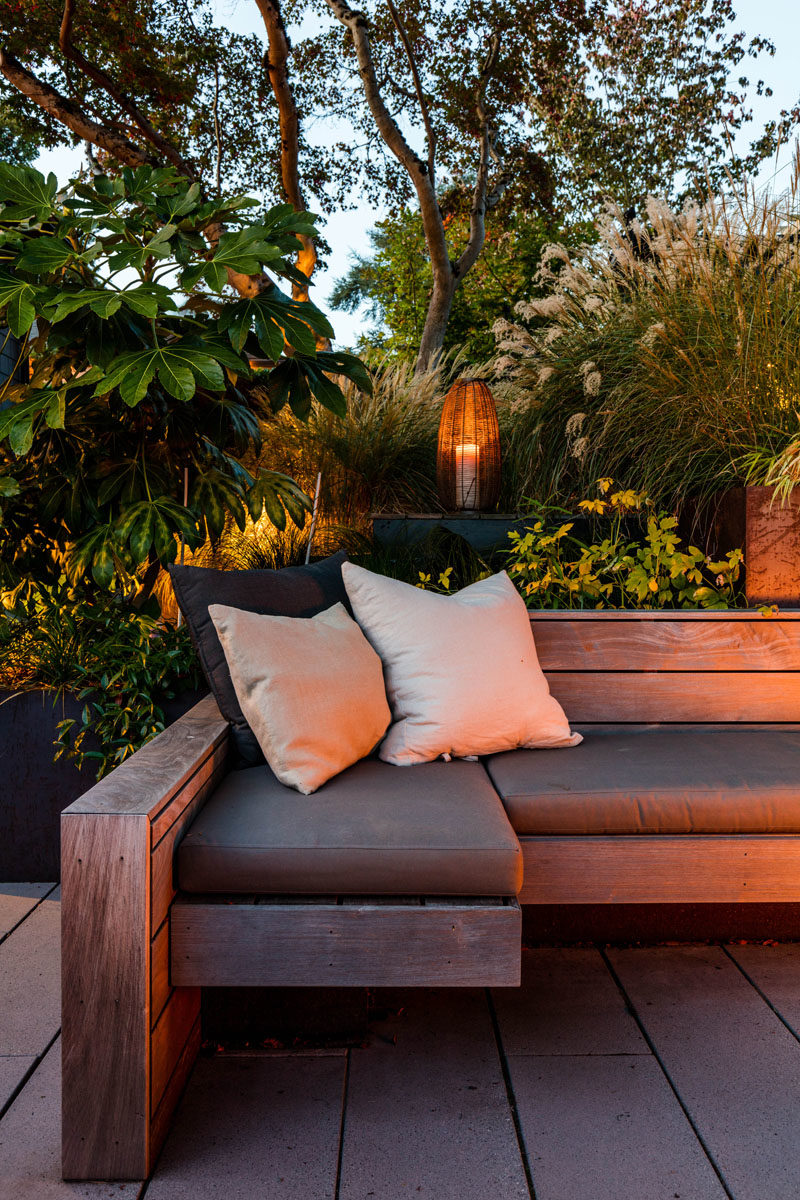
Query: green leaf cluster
xmin=0 ymin=582 xmax=201 ymax=779
xmin=0 ymin=163 xmax=371 ymax=597
xmin=504 ymin=481 xmax=744 ymax=610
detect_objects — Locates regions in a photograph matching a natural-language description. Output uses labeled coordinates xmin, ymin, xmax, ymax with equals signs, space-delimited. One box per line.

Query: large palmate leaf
xmin=15 ymin=238 xmax=76 ymax=275
xmin=0 ymin=164 xmax=58 ymax=223
xmin=266 ymin=351 xmax=371 ymax=420
xmin=0 ymin=272 xmax=36 ymax=335
xmin=219 ymin=288 xmax=334 ymax=358
xmin=247 ymin=469 xmax=312 ymax=530
xmin=96 ymin=344 xmax=234 ymax=405
xmin=47 ymin=289 xmax=123 ymax=323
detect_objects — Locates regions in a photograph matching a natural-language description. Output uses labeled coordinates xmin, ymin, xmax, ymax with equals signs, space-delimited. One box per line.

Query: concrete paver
xmin=493 ymin=947 xmax=646 ymax=1056
xmin=339 ymin=989 xmax=529 ymax=1200
xmin=145 ymin=1053 xmax=345 ymax=1200
xmin=0 ymin=888 xmax=61 ymax=1056
xmin=510 ymin=1054 xmax=727 ymax=1200
xmin=611 ymin=944 xmax=800 ymax=1200
xmin=0 ymin=884 xmax=55 ymax=942
xmin=0 ymin=1054 xmax=36 ymax=1111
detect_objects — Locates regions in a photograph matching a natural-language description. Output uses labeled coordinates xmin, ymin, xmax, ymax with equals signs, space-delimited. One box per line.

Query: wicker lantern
xmin=436 ymin=378 xmax=501 ymax=512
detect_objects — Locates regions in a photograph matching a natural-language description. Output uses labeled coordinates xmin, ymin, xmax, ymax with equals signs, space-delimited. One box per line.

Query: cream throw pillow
xmin=341 ymin=563 xmax=581 ymax=765
xmin=208 ymin=601 xmax=391 ymax=794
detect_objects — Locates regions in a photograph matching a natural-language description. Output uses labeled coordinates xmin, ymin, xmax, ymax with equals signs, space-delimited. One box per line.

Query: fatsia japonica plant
xmin=0 ymin=161 xmax=370 ymax=602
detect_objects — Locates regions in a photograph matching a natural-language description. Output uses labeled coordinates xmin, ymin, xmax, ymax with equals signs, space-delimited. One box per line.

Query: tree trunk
xmin=416 ymin=270 xmax=457 ymax=372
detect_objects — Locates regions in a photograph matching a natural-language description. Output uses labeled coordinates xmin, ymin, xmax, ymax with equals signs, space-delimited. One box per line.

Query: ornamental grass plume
xmin=497 ymin=148 xmax=800 ymax=509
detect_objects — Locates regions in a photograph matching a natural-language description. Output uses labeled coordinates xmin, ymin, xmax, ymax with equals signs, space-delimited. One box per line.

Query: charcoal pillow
xmin=169 ymin=552 xmax=350 ymax=766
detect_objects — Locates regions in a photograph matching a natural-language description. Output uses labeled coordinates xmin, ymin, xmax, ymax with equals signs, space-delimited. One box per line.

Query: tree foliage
xmin=0 ymin=0 xmax=793 ymax=365
xmin=0 ymin=162 xmax=369 ymax=599
xmin=331 ymin=207 xmax=586 ymax=361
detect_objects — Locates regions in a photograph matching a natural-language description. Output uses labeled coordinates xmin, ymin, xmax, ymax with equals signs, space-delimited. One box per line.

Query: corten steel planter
xmin=687 ymin=486 xmax=800 ymax=607
xmin=0 ymin=687 xmax=206 ymax=881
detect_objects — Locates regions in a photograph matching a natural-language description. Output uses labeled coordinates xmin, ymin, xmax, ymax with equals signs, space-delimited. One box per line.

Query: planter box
xmin=0 ymin=687 xmax=206 ymax=881
xmin=686 ymin=486 xmax=800 ymax=607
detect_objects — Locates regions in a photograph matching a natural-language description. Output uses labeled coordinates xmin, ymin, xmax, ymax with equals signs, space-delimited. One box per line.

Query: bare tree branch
xmin=58 ymin=0 xmax=198 ymax=178
xmin=0 ymin=48 xmax=154 ymax=167
xmin=255 ymin=0 xmax=318 ymax=302
xmin=324 ymin=0 xmax=451 ymax=286
xmin=456 ymin=33 xmax=501 ymax=280
xmin=212 ymin=62 xmax=223 ymax=196
xmin=385 ymin=0 xmax=436 ymax=187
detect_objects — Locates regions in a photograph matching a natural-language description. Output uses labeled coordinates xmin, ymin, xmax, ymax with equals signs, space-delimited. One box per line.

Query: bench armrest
xmin=61 ymin=695 xmax=230 ymax=1181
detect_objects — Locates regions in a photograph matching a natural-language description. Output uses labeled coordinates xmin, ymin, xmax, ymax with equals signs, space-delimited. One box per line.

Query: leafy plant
xmin=0 ymin=584 xmax=201 ymax=778
xmin=505 ymin=480 xmax=743 ymax=609
xmin=0 ymin=162 xmax=369 ymax=601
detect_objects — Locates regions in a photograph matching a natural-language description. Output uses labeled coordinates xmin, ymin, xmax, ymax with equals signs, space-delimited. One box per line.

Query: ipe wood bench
xmin=61 ymin=609 xmax=800 ymax=1180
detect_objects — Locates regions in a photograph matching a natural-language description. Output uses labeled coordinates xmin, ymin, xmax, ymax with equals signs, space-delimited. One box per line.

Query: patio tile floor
xmin=2 ymin=882 xmax=800 ymax=1200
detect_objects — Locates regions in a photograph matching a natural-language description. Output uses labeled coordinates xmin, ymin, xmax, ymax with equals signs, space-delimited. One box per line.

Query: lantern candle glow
xmin=436 ymin=379 xmax=501 ymax=512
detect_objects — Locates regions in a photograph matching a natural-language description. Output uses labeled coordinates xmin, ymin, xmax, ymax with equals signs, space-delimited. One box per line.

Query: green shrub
xmin=504 ymin=481 xmax=743 ymax=609
xmin=0 ymin=586 xmax=200 ymax=777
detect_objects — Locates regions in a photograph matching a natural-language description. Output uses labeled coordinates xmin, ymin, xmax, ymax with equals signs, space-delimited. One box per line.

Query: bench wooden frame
xmin=61 ymin=608 xmax=800 ymax=1179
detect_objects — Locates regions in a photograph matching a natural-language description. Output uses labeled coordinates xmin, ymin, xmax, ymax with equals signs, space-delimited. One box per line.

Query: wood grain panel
xmin=150 ymin=985 xmax=200 ymax=1118
xmin=171 ymin=898 xmax=521 ymax=988
xmin=61 ymin=812 xmax=150 ymax=1180
xmin=148 ymin=1015 xmax=201 ymax=1169
xmin=532 ymin=617 xmax=800 ymax=671
xmin=150 ymin=738 xmax=227 ymax=846
xmin=519 ymin=836 xmax=800 ymax=904
xmin=61 ymin=696 xmax=230 ymax=1181
xmin=528 ymin=609 xmax=800 ymax=621
xmin=546 ymin=671 xmax=800 ymax=723
xmin=150 ymin=760 xmax=226 ymax=937
xmin=151 ymin=919 xmax=170 ymax=1029
xmin=68 ymin=694 xmax=229 ymax=818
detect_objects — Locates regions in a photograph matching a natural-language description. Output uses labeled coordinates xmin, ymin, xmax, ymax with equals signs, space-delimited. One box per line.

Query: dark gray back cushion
xmin=169 ymin=552 xmax=350 ymax=766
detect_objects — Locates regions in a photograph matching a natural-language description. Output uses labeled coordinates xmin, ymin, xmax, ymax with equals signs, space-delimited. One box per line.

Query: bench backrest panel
xmin=530 ymin=611 xmax=800 ymax=723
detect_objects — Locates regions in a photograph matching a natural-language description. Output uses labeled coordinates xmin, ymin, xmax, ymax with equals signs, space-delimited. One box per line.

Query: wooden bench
xmin=61 ymin=608 xmax=800 ymax=1180
xmin=527 ymin=610 xmax=800 ymax=905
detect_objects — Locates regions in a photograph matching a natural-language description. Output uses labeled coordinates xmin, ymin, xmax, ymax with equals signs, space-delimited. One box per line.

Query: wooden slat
xmin=529 ymin=609 xmax=800 ymax=620
xmin=519 ymin=836 xmax=800 ymax=904
xmin=150 ymin=758 xmax=226 ymax=937
xmin=148 ymin=1015 xmax=201 ymax=1172
xmin=546 ymin=671 xmax=800 ymax=722
xmin=171 ymin=898 xmax=521 ymax=988
xmin=150 ymin=986 xmax=200 ymax=1119
xmin=151 ymin=919 xmax=171 ymax=1029
xmin=532 ymin=616 xmax=800 ymax=671
xmin=150 ymin=738 xmax=227 ymax=846
xmin=67 ymin=694 xmax=229 ymax=818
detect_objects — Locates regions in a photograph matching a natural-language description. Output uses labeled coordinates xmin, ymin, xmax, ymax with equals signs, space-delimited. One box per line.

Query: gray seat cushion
xmin=486 ymin=727 xmax=800 ymax=835
xmin=178 ymin=758 xmax=523 ymax=896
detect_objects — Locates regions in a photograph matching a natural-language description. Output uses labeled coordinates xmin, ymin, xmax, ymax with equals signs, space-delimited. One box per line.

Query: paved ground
xmin=2 ymin=883 xmax=800 ymax=1200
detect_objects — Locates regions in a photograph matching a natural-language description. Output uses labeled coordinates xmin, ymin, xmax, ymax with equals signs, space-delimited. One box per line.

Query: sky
xmin=32 ymin=0 xmax=800 ymax=348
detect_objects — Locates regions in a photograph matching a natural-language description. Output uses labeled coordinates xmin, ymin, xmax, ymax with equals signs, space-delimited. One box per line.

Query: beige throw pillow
xmin=208 ymin=602 xmax=391 ymax=794
xmin=341 ymin=563 xmax=581 ymax=765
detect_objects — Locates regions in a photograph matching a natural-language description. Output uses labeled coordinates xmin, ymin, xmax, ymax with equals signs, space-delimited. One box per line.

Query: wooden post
xmin=61 ymin=696 xmax=229 ymax=1180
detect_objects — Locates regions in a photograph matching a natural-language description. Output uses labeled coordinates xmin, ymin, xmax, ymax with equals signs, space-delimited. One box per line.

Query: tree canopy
xmin=0 ymin=1 xmax=793 ymax=360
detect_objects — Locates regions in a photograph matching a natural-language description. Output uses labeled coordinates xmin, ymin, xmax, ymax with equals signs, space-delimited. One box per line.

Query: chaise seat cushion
xmin=178 ymin=758 xmax=523 ymax=896
xmin=485 ymin=727 xmax=800 ymax=835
